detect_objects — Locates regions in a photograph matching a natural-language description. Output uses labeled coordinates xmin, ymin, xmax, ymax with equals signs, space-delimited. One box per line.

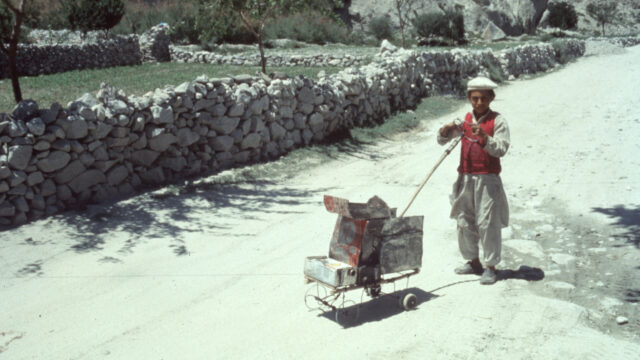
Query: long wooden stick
xmin=399 ymin=135 xmax=462 ymax=217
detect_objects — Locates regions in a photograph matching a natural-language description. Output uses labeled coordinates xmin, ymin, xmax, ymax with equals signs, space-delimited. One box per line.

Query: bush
xmin=412 ymin=9 xmax=465 ymax=44
xmin=548 ymin=1 xmax=578 ymax=30
xmin=551 ymin=39 xmax=572 ymax=63
xmin=264 ymin=11 xmax=349 ymax=45
xmin=63 ymin=0 xmax=125 ymax=34
xmin=368 ymin=15 xmax=393 ymax=41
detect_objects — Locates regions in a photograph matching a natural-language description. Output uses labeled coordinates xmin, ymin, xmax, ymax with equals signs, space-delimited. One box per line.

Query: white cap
xmin=467 ymin=76 xmax=498 ymax=91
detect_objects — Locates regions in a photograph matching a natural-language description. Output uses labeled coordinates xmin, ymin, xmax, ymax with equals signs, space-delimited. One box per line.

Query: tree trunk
xmin=258 ymin=31 xmax=266 ymax=74
xmin=601 ymin=23 xmax=605 ymax=37
xmin=8 ymin=41 xmax=22 ymax=103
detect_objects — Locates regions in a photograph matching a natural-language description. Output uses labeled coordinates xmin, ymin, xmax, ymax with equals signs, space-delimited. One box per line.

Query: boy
xmin=437 ymin=76 xmax=510 ymax=285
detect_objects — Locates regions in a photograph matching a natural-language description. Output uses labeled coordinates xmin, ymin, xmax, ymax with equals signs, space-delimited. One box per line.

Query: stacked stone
xmin=139 ymin=25 xmax=171 ymax=63
xmin=169 ymin=46 xmax=368 ymax=68
xmin=0 ymin=36 xmax=142 ymax=79
xmin=1 ymin=38 xmax=594 ymax=226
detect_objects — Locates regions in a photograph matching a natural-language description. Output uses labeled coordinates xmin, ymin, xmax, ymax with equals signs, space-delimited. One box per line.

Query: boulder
xmin=211 ymin=135 xmax=234 ymax=152
xmin=176 ymin=128 xmax=200 ymax=147
xmin=209 ymin=117 xmax=240 ymax=135
xmin=54 ymin=160 xmax=87 ymax=184
xmin=68 ymin=169 xmax=106 ymax=193
xmin=482 ymin=21 xmax=507 ymax=41
xmin=106 ymin=165 xmax=129 ymax=186
xmin=8 ymin=145 xmax=33 ymax=170
xmin=12 ymin=99 xmax=39 ymax=120
xmin=131 ymin=149 xmax=160 ymax=167
xmin=151 ymin=105 xmax=174 ymax=124
xmin=148 ymin=132 xmax=177 ymax=152
xmin=37 ymin=151 xmax=71 ymax=173
xmin=26 ymin=117 xmax=46 ymax=136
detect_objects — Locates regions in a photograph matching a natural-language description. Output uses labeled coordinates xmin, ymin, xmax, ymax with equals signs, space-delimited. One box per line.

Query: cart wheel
xmin=401 ymin=293 xmax=417 ymax=310
xmin=369 ymin=285 xmax=381 ymax=297
xmin=305 ymin=285 xmax=327 ymax=311
xmin=335 ymin=300 xmax=359 ymax=326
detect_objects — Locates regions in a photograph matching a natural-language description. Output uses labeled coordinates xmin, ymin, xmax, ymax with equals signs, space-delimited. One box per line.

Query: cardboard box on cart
xmin=304 ymin=195 xmax=424 ymax=288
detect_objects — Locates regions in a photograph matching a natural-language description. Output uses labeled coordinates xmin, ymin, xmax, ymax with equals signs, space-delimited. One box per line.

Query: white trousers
xmin=450 ymin=174 xmax=509 ymax=267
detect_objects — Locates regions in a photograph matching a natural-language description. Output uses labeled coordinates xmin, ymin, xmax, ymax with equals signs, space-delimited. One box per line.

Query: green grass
xmin=0 ymin=63 xmax=345 ymax=113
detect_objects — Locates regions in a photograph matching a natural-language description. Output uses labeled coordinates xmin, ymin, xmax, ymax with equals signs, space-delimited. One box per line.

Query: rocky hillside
xmin=344 ymin=0 xmax=640 ymax=37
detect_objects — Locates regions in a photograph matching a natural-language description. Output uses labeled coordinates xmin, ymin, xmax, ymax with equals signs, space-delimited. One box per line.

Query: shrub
xmin=368 ymin=15 xmax=394 ymax=41
xmin=264 ymin=11 xmax=349 ymax=45
xmin=548 ymin=1 xmax=578 ymax=30
xmin=412 ymin=9 xmax=465 ymax=44
xmin=63 ymin=0 xmax=125 ymax=34
xmin=551 ymin=39 xmax=572 ymax=63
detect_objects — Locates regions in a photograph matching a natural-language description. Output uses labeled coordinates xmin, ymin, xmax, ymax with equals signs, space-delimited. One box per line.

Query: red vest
xmin=458 ymin=111 xmax=501 ymax=174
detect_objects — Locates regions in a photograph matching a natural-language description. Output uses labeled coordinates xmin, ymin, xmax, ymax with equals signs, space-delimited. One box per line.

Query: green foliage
xmin=548 ymin=1 xmax=578 ymax=30
xmin=368 ymin=16 xmax=393 ymax=41
xmin=586 ymin=1 xmax=619 ymax=36
xmin=264 ymin=10 xmax=349 ymax=44
xmin=64 ymin=0 xmax=125 ymax=34
xmin=412 ymin=9 xmax=465 ymax=44
xmin=0 ymin=3 xmax=11 ymax=44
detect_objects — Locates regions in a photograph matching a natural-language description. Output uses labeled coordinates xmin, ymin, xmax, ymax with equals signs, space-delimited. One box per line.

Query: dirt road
xmin=1 ymin=45 xmax=639 ymax=359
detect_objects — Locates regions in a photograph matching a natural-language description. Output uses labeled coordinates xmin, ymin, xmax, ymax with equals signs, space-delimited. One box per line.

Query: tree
xmin=368 ymin=15 xmax=393 ymax=42
xmin=216 ymin=0 xmax=341 ymax=73
xmin=64 ymin=0 xmax=125 ymax=35
xmin=394 ymin=0 xmax=416 ymax=48
xmin=412 ymin=6 xmax=465 ymax=45
xmin=586 ymin=0 xmax=618 ymax=36
xmin=548 ymin=1 xmax=578 ymax=30
xmin=0 ymin=0 xmax=27 ymax=103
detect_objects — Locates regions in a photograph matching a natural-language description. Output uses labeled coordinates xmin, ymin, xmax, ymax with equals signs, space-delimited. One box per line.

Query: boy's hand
xmin=439 ymin=122 xmax=459 ymax=137
xmin=470 ymin=124 xmax=488 ymax=143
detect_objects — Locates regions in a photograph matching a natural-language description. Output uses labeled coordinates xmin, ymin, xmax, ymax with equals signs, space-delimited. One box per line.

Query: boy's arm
xmin=437 ymin=122 xmax=462 ymax=145
xmin=483 ymin=115 xmax=510 ymax=157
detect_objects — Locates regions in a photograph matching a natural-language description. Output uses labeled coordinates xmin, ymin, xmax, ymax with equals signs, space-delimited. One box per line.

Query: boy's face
xmin=468 ymin=90 xmax=494 ymax=115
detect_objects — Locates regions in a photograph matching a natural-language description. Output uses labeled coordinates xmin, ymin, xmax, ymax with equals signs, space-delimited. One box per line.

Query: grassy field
xmin=0 ymin=63 xmax=344 ymax=113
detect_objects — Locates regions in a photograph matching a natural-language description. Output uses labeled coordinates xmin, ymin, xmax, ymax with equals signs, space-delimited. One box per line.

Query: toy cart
xmin=304 ymin=195 xmax=424 ymax=325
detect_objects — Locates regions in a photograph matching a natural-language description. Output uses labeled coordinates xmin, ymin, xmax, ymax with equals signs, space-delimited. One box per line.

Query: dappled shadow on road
xmin=592 ymin=204 xmax=640 ymax=248
xmin=48 ymin=179 xmax=330 ymax=256
xmin=319 ymin=287 xmax=438 ymax=328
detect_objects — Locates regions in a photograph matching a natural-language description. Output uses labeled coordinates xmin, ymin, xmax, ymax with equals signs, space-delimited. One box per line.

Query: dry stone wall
xmin=169 ymin=46 xmax=367 ymax=68
xmin=0 ymin=39 xmax=587 ymax=226
xmin=0 ymin=26 xmax=169 ymax=79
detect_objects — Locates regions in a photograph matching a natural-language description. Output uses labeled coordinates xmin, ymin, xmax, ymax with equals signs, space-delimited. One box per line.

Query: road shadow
xmin=626 ymin=290 xmax=640 ymax=303
xmin=592 ymin=204 xmax=640 ymax=248
xmin=17 ymin=179 xmax=331 ymax=258
xmin=497 ymin=265 xmax=545 ymax=282
xmin=317 ymin=287 xmax=438 ymax=328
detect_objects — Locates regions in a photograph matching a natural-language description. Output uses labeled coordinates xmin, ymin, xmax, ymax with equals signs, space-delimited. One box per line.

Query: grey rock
xmin=60 ymin=116 xmax=88 ymax=139
xmin=0 ymin=202 xmax=15 ymax=217
xmin=211 ymin=135 xmax=234 ymax=152
xmin=298 ymin=87 xmax=315 ymax=104
xmin=40 ymin=179 xmax=56 ymax=197
xmin=55 ymin=160 xmax=87 ymax=184
xmin=151 ymin=105 xmax=174 ymax=124
xmin=8 ymin=184 xmax=27 ymax=196
xmin=107 ymin=165 xmax=128 ymax=186
xmin=270 ymin=122 xmax=286 ymax=141
xmin=9 ymin=171 xmax=26 ymax=187
xmin=30 ymin=194 xmax=46 ymax=211
xmin=27 ymin=117 xmax=46 ymax=136
xmin=8 ymin=145 xmax=33 ymax=170
xmin=210 ymin=104 xmax=228 ymax=117
xmin=299 ymin=102 xmax=314 ymax=115
xmin=159 ymin=157 xmax=187 ymax=172
xmin=148 ymin=132 xmax=177 ymax=152
xmin=14 ymin=197 xmax=29 ymax=213
xmin=79 ymin=153 xmax=95 ymax=167
xmin=92 ymin=122 xmax=113 ymax=140
xmin=194 ymin=99 xmax=217 ymax=112
xmin=309 ymin=113 xmax=324 ymax=132
xmin=68 ymin=169 xmax=106 ymax=193
xmin=209 ymin=117 xmax=240 ymax=135
xmin=27 ymin=171 xmax=44 ymax=186
xmin=8 ymin=119 xmax=28 ymax=137
xmin=0 ymin=181 xmax=8 ymax=193
xmin=241 ymin=133 xmax=261 ymax=149
xmin=78 ymin=106 xmax=96 ymax=121
xmin=37 ymin=151 xmax=71 ymax=173
xmin=228 ymin=103 xmax=245 ymax=117
xmin=234 ymin=151 xmax=251 ymax=163
xmin=0 ymin=166 xmax=10 ymax=179
xmin=57 ymin=184 xmax=73 ymax=201
xmin=176 ymin=128 xmax=200 ymax=147
xmin=52 ymin=139 xmax=71 ymax=152
xmin=131 ymin=149 xmax=160 ymax=167
xmin=34 ymin=140 xmax=50 ymax=151
xmin=12 ymin=99 xmax=39 ymax=120
xmin=109 ymin=99 xmax=129 ymax=114
xmin=94 ymin=160 xmax=118 ymax=173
